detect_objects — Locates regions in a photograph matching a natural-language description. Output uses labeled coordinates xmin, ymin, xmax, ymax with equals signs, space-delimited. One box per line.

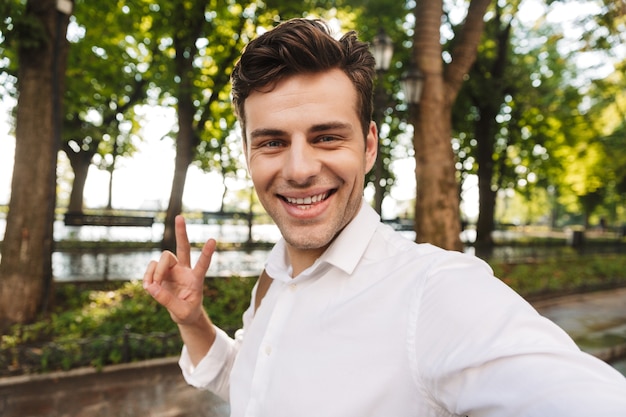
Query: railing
xmin=473 ymin=239 xmax=626 ymax=264
xmin=64 ymin=212 xmax=154 ymax=227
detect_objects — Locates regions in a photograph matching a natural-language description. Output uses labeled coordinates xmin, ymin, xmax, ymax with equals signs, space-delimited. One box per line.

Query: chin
xmin=284 ymin=236 xmax=329 ymax=251
xmin=282 ymin=228 xmax=335 ymax=251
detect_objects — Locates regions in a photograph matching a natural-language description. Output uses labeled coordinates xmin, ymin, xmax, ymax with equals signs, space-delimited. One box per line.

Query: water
xmin=1 ymin=219 xmax=421 ymax=281
xmin=0 ymin=219 xmax=622 ymax=281
xmin=54 ymin=220 xmax=283 ymax=244
xmin=52 ymin=248 xmax=273 ymax=280
xmin=0 ymin=219 xmax=282 ymax=280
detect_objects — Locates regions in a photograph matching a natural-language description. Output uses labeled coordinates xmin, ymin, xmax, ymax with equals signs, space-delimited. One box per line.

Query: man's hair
xmin=231 ymin=18 xmax=376 ymax=141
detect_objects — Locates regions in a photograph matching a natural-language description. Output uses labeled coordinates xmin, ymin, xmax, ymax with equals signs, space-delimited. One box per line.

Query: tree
xmin=591 ymin=64 xmax=626 ymax=226
xmin=410 ymin=0 xmax=491 ymax=251
xmin=142 ymin=0 xmax=254 ymax=251
xmin=453 ymin=1 xmax=564 ymax=245
xmin=0 ymin=0 xmax=72 ymax=328
xmin=357 ymin=4 xmax=414 ymax=218
xmin=470 ymin=3 xmax=519 ymax=245
xmin=62 ymin=1 xmax=149 ymax=214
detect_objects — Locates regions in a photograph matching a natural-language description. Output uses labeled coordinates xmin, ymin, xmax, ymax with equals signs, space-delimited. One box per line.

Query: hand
xmin=143 ymin=215 xmax=217 ymax=325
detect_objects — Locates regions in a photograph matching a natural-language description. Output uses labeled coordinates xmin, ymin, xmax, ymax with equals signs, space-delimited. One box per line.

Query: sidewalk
xmin=532 ymin=287 xmax=626 ymax=369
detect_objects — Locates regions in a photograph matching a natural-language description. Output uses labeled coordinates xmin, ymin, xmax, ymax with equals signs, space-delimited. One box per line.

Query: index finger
xmin=175 ymin=215 xmax=192 ymax=267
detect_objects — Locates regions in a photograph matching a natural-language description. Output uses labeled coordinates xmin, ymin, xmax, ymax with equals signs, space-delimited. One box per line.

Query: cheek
xmin=331 ymin=158 xmax=366 ymax=188
xmin=247 ymin=158 xmax=273 ymax=188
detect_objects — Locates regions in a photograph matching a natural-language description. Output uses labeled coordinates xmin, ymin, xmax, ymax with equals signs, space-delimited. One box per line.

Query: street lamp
xmin=371 ymin=28 xmax=394 ymax=72
xmin=400 ymin=64 xmax=425 ymax=105
xmin=370 ymin=29 xmax=394 ymax=215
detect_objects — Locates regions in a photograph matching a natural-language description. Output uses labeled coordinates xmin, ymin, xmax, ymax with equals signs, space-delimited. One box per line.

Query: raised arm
xmin=143 ymin=215 xmax=217 ymax=365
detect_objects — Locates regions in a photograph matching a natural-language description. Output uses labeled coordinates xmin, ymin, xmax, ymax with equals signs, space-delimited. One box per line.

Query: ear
xmin=364 ymin=121 xmax=378 ymax=174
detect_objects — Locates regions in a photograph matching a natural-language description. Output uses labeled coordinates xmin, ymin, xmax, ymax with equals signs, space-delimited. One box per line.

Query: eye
xmin=264 ymin=140 xmax=283 ymax=148
xmin=316 ymin=135 xmax=337 ymax=143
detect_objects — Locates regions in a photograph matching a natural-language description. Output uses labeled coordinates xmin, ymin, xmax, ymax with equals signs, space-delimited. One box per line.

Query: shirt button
xmin=264 ymin=345 xmax=272 ymax=356
xmin=289 ymin=283 xmax=297 ymax=291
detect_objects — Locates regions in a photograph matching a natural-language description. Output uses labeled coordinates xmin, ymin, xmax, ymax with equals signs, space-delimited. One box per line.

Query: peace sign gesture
xmin=143 ymin=215 xmax=217 ymax=325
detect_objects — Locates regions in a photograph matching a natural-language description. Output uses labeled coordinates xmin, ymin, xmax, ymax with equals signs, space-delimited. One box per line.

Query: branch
xmin=444 ymin=0 xmax=491 ymax=102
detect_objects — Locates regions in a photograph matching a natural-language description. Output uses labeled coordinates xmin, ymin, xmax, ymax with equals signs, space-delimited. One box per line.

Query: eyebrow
xmin=249 ymin=122 xmax=353 ymax=140
xmin=310 ymin=121 xmax=353 ymax=133
xmin=249 ymin=128 xmax=286 ymax=140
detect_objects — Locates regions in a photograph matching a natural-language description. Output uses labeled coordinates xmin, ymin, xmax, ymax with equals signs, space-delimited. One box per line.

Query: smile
xmin=282 ymin=191 xmax=331 ymax=208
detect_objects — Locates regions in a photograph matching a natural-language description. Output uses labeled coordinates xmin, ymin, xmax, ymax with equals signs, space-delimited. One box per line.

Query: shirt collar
xmin=320 ymin=201 xmax=379 ymax=275
xmin=265 ymin=201 xmax=380 ymax=281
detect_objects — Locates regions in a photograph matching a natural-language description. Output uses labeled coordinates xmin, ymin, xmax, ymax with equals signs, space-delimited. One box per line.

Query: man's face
xmin=244 ymin=68 xmax=377 ymax=264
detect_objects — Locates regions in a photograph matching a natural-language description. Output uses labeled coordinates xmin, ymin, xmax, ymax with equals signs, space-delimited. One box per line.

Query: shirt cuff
xmin=179 ymin=326 xmax=235 ymax=389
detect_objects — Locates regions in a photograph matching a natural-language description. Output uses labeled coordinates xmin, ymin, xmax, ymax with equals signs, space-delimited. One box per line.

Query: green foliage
xmin=0 ymin=277 xmax=256 ymax=375
xmin=204 ymin=275 xmax=257 ymax=334
xmin=490 ymin=254 xmax=626 ymax=299
xmin=452 ymin=0 xmax=626 ymax=233
xmin=0 ymin=0 xmax=47 ymax=52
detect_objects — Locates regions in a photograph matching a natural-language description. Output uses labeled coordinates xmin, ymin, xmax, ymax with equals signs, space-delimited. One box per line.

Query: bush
xmin=489 ymin=253 xmax=626 ymax=298
xmin=0 ymin=277 xmax=256 ymax=376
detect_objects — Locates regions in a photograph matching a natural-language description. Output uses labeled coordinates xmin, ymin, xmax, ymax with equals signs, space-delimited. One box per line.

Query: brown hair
xmin=231 ymin=18 xmax=376 ymax=141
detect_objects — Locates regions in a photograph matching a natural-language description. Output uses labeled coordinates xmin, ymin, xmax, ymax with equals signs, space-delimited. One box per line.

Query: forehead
xmin=243 ymin=69 xmax=359 ymax=134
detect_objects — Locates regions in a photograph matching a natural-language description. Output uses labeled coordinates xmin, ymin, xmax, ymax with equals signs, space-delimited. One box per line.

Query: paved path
xmin=532 ymin=287 xmax=626 ymax=373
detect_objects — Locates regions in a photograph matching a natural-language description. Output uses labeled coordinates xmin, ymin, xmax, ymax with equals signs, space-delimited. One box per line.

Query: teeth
xmin=286 ymin=192 xmax=327 ymax=205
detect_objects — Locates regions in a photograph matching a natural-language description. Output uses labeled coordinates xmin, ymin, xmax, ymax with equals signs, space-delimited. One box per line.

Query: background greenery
xmin=2 ymin=252 xmax=625 ymax=376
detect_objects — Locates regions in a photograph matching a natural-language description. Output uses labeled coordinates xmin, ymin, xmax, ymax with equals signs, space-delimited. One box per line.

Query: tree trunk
xmin=65 ymin=145 xmax=96 ymax=214
xmin=474 ymin=9 xmax=512 ymax=248
xmin=0 ymin=0 xmax=71 ymax=328
xmin=160 ymin=3 xmax=207 ymax=252
xmin=162 ymin=128 xmax=193 ymax=251
xmin=411 ymin=0 xmax=490 ymax=251
xmin=475 ymin=114 xmax=497 ymax=246
xmin=161 ymin=41 xmax=196 ymax=251
xmin=412 ymin=96 xmax=463 ymax=251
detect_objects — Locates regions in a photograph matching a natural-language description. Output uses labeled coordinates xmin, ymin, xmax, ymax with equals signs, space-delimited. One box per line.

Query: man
xmin=143 ymin=18 xmax=626 ymax=416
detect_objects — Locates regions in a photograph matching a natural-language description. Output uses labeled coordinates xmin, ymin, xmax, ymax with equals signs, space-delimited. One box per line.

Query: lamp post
xmin=400 ymin=63 xmax=425 ymax=106
xmin=371 ymin=28 xmax=394 ymax=73
xmin=370 ymin=29 xmax=394 ymax=215
xmin=400 ymin=61 xmax=425 ymax=243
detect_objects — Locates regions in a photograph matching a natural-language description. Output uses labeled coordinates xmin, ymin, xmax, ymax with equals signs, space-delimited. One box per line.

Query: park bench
xmin=202 ymin=211 xmax=252 ymax=224
xmin=64 ymin=212 xmax=155 ymax=227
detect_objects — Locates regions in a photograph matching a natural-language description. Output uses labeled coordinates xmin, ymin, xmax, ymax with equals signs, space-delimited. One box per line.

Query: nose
xmin=282 ymin=139 xmax=321 ymax=184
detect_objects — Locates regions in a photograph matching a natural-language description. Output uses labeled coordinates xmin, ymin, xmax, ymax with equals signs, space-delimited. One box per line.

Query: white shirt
xmin=180 ymin=203 xmax=626 ymax=417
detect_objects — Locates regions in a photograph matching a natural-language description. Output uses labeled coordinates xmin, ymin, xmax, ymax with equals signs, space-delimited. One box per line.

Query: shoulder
xmin=367 ymin=222 xmax=493 ymax=280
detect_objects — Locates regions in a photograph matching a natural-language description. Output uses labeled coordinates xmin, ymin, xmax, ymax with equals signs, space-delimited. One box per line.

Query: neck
xmin=286 ymin=244 xmax=327 ymax=278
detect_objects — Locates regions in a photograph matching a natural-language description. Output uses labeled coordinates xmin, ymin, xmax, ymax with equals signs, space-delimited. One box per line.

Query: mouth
xmin=280 ymin=190 xmax=335 ymax=210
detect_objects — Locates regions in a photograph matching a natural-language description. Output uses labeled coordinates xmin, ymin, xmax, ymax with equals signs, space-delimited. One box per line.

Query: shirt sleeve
xmin=179 ymin=326 xmax=241 ymax=401
xmin=410 ymin=252 xmax=626 ymax=416
xmin=178 ymin=286 xmax=257 ymax=401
